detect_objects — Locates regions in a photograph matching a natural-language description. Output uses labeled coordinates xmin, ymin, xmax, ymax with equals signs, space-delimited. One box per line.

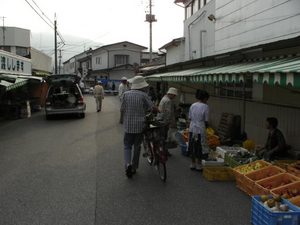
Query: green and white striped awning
xmin=145 ymin=56 xmax=300 ymax=88
xmin=0 ymin=77 xmax=28 ymax=91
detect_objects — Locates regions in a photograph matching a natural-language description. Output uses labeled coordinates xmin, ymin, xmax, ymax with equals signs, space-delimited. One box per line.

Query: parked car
xmin=45 ymin=74 xmax=86 ymax=119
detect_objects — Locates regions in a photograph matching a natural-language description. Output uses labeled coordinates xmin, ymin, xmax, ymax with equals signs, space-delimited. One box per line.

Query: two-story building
xmin=63 ymin=41 xmax=149 ymax=88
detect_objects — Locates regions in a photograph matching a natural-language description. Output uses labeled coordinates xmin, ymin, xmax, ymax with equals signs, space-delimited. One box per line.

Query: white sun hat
xmin=130 ymin=76 xmax=149 ymax=90
xmin=167 ymin=87 xmax=178 ymax=96
xmin=121 ymin=76 xmax=127 ymax=80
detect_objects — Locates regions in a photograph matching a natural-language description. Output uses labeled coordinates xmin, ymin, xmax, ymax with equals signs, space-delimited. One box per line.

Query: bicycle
xmin=143 ymin=114 xmax=168 ymax=182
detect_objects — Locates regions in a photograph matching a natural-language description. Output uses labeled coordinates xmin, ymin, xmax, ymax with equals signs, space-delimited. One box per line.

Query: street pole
xmin=54 ymin=16 xmax=58 ymax=74
xmin=149 ymin=0 xmax=152 ymax=63
xmin=58 ymin=49 xmax=62 ymax=74
xmin=1 ymin=16 xmax=6 ymax=48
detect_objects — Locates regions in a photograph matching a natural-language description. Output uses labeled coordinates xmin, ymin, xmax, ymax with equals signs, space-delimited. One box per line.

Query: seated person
xmin=256 ymin=117 xmax=288 ymax=161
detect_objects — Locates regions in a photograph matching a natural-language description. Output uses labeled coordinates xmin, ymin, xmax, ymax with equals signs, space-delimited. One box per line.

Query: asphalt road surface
xmin=0 ymin=95 xmax=252 ymax=225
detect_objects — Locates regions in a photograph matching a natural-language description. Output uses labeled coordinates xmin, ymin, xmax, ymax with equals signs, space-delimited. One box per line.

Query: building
xmin=175 ymin=0 xmax=300 ymax=61
xmin=0 ymin=27 xmax=52 ymax=119
xmin=31 ymin=48 xmax=52 ymax=76
xmin=63 ymin=41 xmax=148 ymax=88
xmin=0 ymin=26 xmax=52 ymax=76
xmin=145 ymin=0 xmax=300 ymax=151
xmin=91 ymin=41 xmax=147 ymax=80
xmin=159 ymin=37 xmax=185 ymax=65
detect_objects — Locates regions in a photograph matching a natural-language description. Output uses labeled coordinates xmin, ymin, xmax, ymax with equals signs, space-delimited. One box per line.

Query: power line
xmin=24 ymin=0 xmax=65 ymax=44
xmin=24 ymin=0 xmax=54 ymax=30
xmin=31 ymin=0 xmax=54 ymax=26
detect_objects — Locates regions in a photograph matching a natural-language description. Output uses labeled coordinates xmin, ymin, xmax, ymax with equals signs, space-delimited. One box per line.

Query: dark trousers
xmin=124 ymin=133 xmax=143 ymax=170
xmin=188 ymin=132 xmax=203 ymax=161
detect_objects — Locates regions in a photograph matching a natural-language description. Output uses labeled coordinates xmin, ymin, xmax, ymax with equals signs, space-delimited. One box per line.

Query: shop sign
xmin=0 ymin=50 xmax=32 ymax=75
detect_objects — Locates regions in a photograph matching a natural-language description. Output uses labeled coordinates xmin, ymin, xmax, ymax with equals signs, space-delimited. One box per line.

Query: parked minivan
xmin=45 ymin=74 xmax=86 ymax=119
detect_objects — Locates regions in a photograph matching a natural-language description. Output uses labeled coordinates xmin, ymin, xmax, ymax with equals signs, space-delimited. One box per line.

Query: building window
xmin=114 ymin=55 xmax=129 ymax=66
xmin=96 ymin=57 xmax=101 ymax=64
xmin=16 ymin=47 xmax=29 ymax=57
xmin=0 ymin=46 xmax=11 ymax=52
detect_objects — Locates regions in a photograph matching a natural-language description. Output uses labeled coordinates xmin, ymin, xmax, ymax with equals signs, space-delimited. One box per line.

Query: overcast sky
xmin=1 ymin=0 xmax=184 ymax=60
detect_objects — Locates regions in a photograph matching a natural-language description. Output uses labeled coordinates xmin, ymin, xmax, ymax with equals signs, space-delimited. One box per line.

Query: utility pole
xmin=1 ymin=16 xmax=6 ymax=48
xmin=58 ymin=49 xmax=62 ymax=74
xmin=54 ymin=14 xmax=58 ymax=74
xmin=145 ymin=0 xmax=156 ymax=63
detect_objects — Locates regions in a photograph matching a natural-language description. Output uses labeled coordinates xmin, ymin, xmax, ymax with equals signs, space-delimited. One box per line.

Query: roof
xmin=145 ymin=56 xmax=300 ymax=88
xmin=94 ymin=41 xmax=147 ymax=52
xmin=159 ymin=37 xmax=185 ymax=51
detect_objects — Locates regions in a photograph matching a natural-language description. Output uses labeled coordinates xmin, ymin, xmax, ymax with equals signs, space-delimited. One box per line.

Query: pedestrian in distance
xmin=120 ymin=75 xmax=154 ymax=178
xmin=119 ymin=76 xmax=129 ymax=124
xmin=94 ymin=81 xmax=104 ymax=112
xmin=188 ymin=90 xmax=210 ymax=171
xmin=156 ymin=87 xmax=178 ymax=157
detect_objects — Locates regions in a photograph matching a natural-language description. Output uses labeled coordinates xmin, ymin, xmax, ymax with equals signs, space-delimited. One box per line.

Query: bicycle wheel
xmin=146 ymin=141 xmax=154 ymax=165
xmin=157 ymin=160 xmax=167 ymax=182
xmin=157 ymin=146 xmax=167 ymax=182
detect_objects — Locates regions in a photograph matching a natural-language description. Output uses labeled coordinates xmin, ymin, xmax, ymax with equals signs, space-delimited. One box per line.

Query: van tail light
xmin=78 ymin=96 xmax=84 ymax=104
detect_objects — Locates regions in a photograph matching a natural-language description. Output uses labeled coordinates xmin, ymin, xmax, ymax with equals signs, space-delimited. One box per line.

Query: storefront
xmin=0 ymin=50 xmax=43 ymax=119
xmin=145 ymin=56 xmax=300 ymax=150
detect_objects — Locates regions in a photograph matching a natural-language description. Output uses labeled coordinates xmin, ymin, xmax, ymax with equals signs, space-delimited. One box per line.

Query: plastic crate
xmin=254 ymin=173 xmax=300 ymax=195
xmin=233 ymin=160 xmax=271 ymax=194
xmin=203 ymin=166 xmax=235 ymax=181
xmin=246 ymin=166 xmax=286 ymax=183
xmin=289 ymin=196 xmax=300 ymax=208
xmin=216 ymin=146 xmax=248 ymax=158
xmin=271 ymin=181 xmax=300 ymax=199
xmin=273 ymin=160 xmax=298 ymax=170
xmin=251 ymin=195 xmax=300 ymax=225
xmin=287 ymin=165 xmax=300 ymax=178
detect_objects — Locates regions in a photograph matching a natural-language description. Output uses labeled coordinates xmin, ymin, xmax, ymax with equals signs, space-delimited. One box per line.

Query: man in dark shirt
xmin=257 ymin=117 xmax=287 ymax=161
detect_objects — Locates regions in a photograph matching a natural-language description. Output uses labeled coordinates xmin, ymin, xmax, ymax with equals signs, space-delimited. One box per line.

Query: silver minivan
xmin=45 ymin=75 xmax=86 ymax=119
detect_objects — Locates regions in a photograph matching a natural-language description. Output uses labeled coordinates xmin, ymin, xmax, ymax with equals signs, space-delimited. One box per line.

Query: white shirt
xmin=118 ymin=83 xmax=128 ymax=100
xmin=188 ymin=102 xmax=209 ymax=135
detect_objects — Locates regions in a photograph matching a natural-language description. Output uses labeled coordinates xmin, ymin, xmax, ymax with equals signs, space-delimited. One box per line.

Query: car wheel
xmin=46 ymin=114 xmax=52 ymax=120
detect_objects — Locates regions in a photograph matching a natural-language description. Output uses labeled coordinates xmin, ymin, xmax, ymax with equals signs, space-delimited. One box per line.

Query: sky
xmin=1 ymin=0 xmax=184 ymax=61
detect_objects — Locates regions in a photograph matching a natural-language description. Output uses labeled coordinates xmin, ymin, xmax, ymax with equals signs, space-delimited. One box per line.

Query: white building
xmin=0 ymin=27 xmax=31 ymax=57
xmin=159 ymin=37 xmax=185 ymax=66
xmin=173 ymin=0 xmax=300 ymax=61
xmin=0 ymin=26 xmax=52 ymax=76
xmin=91 ymin=41 xmax=147 ymax=80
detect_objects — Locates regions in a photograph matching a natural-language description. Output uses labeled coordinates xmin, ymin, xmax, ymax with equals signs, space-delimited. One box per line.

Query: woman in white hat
xmin=120 ymin=76 xmax=154 ymax=178
xmin=157 ymin=87 xmax=178 ymax=156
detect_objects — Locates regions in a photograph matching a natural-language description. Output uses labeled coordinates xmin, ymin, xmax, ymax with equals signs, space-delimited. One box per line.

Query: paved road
xmin=0 ymin=95 xmax=252 ymax=225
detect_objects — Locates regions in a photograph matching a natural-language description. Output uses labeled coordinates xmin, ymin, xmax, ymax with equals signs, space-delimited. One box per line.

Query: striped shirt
xmin=121 ymin=90 xmax=153 ymax=133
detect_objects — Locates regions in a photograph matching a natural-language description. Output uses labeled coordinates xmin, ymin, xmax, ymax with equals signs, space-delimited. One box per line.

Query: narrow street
xmin=0 ymin=95 xmax=251 ymax=225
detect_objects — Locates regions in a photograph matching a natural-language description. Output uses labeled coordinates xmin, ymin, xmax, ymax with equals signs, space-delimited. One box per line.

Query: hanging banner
xmin=0 ymin=50 xmax=32 ymax=75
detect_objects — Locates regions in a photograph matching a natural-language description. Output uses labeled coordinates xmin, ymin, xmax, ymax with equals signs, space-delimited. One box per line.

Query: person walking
xmin=120 ymin=76 xmax=154 ymax=178
xmin=119 ymin=76 xmax=129 ymax=123
xmin=188 ymin=90 xmax=210 ymax=171
xmin=94 ymin=81 xmax=104 ymax=112
xmin=157 ymin=87 xmax=178 ymax=156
